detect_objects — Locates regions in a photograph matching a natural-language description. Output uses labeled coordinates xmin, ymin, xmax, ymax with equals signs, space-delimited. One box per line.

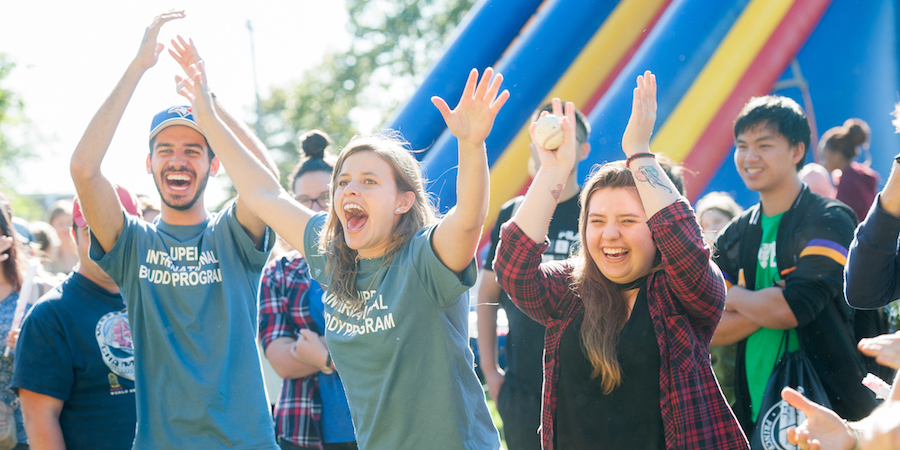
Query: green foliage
xmin=260 ymin=0 xmax=475 ymax=188
xmin=0 ymin=53 xmax=38 ymax=217
xmin=0 ymin=54 xmax=34 ymax=189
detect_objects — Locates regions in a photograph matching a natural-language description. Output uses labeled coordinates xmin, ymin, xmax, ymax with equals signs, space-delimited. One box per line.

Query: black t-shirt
xmin=484 ymin=193 xmax=581 ymax=393
xmin=554 ymin=286 xmax=664 ymax=449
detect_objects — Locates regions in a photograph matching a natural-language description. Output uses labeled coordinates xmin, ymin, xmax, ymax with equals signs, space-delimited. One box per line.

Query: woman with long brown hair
xmin=494 ymin=72 xmax=747 ymax=449
xmin=174 ymin=44 xmax=509 ymax=449
xmin=0 ymin=192 xmax=29 ymax=449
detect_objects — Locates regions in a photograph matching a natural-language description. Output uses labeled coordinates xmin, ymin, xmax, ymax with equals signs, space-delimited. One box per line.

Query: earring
xmin=395 ymin=207 xmax=402 ymax=214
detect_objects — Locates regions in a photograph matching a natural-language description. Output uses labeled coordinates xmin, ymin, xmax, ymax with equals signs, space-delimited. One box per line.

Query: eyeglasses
xmin=294 ymin=193 xmax=330 ymax=209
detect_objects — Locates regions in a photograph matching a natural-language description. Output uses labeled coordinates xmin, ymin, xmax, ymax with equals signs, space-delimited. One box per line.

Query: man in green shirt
xmin=711 ymin=96 xmax=877 ymax=439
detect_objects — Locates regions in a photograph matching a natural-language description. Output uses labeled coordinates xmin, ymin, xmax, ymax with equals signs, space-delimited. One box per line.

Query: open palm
xmin=432 ymin=67 xmax=510 ymax=147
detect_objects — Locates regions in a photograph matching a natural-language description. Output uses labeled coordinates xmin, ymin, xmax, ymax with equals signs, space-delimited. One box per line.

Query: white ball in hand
xmin=533 ymin=114 xmax=564 ymax=150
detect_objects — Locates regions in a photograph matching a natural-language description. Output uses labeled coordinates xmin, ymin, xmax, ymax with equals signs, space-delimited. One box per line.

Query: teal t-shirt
xmin=92 ymin=205 xmax=278 ymax=450
xmin=745 ymin=211 xmax=799 ymax=420
xmin=304 ymin=213 xmax=501 ymax=449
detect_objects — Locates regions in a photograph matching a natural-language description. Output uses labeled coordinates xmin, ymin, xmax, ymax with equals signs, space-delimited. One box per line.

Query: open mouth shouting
xmin=343 ymin=203 xmax=369 ymax=233
xmin=163 ymin=170 xmax=195 ymax=193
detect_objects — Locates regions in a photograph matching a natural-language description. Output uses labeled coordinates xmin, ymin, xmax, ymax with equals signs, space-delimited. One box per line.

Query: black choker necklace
xmin=615 ymin=274 xmax=650 ymax=291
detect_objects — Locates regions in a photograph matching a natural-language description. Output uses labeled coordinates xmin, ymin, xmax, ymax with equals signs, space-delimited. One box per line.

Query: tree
xmin=259 ymin=0 xmax=475 ymax=185
xmin=0 ymin=55 xmax=34 ymax=188
xmin=0 ymin=54 xmax=42 ymax=220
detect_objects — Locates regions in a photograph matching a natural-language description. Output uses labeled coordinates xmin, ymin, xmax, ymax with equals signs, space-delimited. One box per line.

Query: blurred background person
xmin=695 ymin=191 xmax=744 ymax=407
xmin=258 ymin=130 xmax=356 ymax=450
xmin=136 ymin=194 xmax=161 ymax=224
xmin=43 ymin=200 xmax=77 ymax=276
xmin=799 ymin=162 xmax=836 ymax=199
xmin=0 ymin=192 xmax=31 ymax=449
xmin=821 ymin=118 xmax=879 ymax=220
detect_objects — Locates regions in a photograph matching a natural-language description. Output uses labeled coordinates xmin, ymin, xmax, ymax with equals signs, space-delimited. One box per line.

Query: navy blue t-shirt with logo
xmin=12 ymin=272 xmax=137 ymax=450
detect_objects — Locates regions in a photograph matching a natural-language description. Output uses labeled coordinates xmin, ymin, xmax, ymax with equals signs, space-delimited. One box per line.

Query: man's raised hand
xmin=135 ymin=10 xmax=185 ymax=71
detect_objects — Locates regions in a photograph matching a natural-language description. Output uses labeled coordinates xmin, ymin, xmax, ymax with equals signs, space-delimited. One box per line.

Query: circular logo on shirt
xmin=95 ymin=310 xmax=135 ymax=380
xmin=759 ymin=387 xmax=807 ymax=450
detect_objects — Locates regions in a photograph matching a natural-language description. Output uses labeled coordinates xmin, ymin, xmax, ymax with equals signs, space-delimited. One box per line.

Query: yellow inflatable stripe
xmin=799 ymin=246 xmax=848 ymax=266
xmin=650 ymin=0 xmax=796 ymax=163
xmin=485 ymin=0 xmax=668 ymax=231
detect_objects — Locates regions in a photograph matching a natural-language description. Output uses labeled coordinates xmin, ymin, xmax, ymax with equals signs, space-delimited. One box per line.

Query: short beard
xmin=154 ymin=168 xmax=210 ymax=212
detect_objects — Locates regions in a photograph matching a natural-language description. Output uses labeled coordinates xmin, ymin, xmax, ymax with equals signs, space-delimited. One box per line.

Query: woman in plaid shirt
xmin=494 ymin=72 xmax=748 ymax=449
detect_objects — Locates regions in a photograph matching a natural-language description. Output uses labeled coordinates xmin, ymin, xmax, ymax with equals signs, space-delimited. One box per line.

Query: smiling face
xmin=583 ymin=187 xmax=657 ymax=284
xmin=333 ymin=150 xmax=414 ymax=259
xmin=734 ymin=122 xmax=804 ymax=195
xmin=146 ymin=125 xmax=219 ymax=213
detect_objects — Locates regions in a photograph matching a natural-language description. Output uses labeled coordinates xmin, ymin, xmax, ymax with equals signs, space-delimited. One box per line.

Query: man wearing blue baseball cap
xmin=69 ymin=11 xmax=279 ymax=449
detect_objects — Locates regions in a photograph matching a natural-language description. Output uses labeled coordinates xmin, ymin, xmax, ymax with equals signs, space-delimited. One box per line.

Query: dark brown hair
xmin=0 ymin=193 xmax=23 ymax=292
xmin=822 ymin=118 xmax=870 ymax=161
xmin=289 ymin=130 xmax=338 ymax=189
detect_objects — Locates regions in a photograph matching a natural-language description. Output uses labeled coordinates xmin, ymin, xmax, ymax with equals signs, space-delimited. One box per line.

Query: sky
xmin=1 ymin=0 xmax=351 ymax=207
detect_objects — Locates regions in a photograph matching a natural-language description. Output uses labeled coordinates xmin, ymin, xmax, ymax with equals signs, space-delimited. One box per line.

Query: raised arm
xmin=169 ymin=36 xmax=279 ymax=244
xmin=174 ymin=56 xmax=316 ymax=256
xmin=846 ymin=157 xmax=900 ymax=308
xmin=512 ymin=98 xmax=578 ymax=242
xmin=431 ymin=68 xmax=509 ymax=272
xmin=70 ymin=11 xmax=185 ymax=252
xmin=622 ymin=71 xmax=680 ymax=215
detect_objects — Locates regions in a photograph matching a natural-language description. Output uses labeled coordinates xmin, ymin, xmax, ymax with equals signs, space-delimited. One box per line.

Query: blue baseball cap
xmin=149 ymin=106 xmax=204 ymax=141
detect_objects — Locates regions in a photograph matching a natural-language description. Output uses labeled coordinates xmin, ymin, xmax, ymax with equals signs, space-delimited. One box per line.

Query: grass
xmin=485 ymin=389 xmax=508 ymax=449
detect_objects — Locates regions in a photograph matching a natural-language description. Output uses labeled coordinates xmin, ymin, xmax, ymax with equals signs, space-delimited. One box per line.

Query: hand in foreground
xmin=134 ymin=10 xmax=185 ymax=71
xmin=432 ymin=67 xmax=510 ymax=147
xmin=291 ymin=329 xmax=332 ymax=374
xmin=859 ymin=332 xmax=900 ymax=370
xmin=528 ymin=98 xmax=578 ymax=176
xmin=621 ymin=70 xmax=657 ymax=157
xmin=782 ymin=387 xmax=856 ymax=450
xmin=169 ymin=35 xmax=202 ymax=79
xmin=175 ymin=59 xmax=214 ymax=123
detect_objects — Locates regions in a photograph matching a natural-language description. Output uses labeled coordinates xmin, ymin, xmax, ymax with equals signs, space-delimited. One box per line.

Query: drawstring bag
xmin=0 ymin=398 xmax=17 ymax=450
xmin=750 ymin=331 xmax=831 ymax=450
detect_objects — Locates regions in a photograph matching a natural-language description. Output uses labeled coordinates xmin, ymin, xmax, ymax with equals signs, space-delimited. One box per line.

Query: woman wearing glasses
xmin=258 ymin=130 xmax=357 ymax=450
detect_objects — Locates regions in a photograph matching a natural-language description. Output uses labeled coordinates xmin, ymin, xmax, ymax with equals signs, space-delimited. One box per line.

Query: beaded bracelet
xmin=626 ymin=152 xmax=655 ymax=169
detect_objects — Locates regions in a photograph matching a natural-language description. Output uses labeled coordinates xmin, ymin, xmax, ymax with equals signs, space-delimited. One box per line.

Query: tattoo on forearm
xmin=550 ymin=184 xmax=563 ymax=200
xmin=634 ymin=166 xmax=673 ymax=193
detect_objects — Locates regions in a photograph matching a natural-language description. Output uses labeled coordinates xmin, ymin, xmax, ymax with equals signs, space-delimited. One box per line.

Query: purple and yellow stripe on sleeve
xmin=722 ymin=272 xmax=735 ymax=289
xmin=799 ymin=239 xmax=848 ymax=266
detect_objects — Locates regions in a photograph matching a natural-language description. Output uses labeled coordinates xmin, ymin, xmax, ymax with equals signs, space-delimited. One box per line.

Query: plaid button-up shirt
xmin=258 ymin=252 xmax=322 ymax=449
xmin=495 ymin=200 xmax=748 ymax=449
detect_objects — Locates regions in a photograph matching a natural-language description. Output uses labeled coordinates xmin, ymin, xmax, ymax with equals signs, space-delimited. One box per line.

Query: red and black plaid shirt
xmin=494 ymin=200 xmax=748 ymax=449
xmin=258 ymin=252 xmax=322 ymax=449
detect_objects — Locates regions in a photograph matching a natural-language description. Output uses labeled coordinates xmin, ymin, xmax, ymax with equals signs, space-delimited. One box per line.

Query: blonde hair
xmin=318 ymin=133 xmax=438 ymax=306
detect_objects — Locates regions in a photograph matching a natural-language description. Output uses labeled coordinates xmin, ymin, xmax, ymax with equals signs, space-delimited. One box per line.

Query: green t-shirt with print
xmin=744 ymin=212 xmax=799 ymax=420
